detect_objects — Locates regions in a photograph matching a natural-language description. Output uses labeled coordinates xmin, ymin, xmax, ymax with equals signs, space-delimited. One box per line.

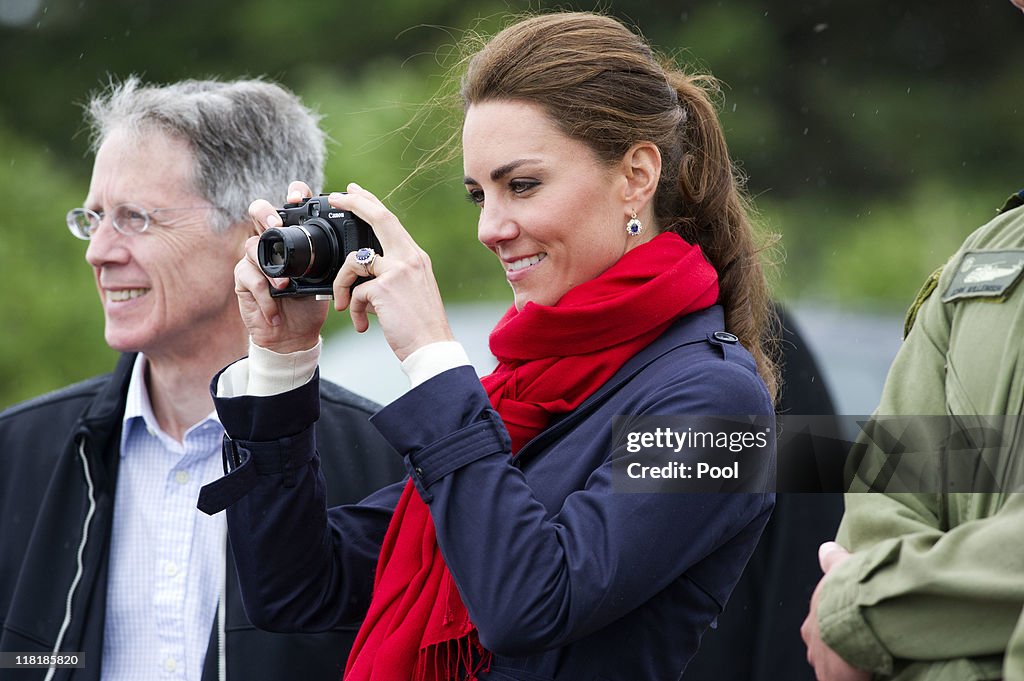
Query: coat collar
xmin=73 ymin=352 xmax=136 ymax=491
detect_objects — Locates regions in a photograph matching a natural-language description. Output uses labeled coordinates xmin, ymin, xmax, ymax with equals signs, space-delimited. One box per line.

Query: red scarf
xmin=344 ymin=232 xmax=718 ymax=681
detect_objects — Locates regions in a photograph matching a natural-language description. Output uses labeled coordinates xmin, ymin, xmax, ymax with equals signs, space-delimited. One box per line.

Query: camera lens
xmin=267 ymin=240 xmax=286 ymax=267
xmin=257 ymin=221 xmax=338 ymax=282
xmin=258 ymin=228 xmax=310 ymax=278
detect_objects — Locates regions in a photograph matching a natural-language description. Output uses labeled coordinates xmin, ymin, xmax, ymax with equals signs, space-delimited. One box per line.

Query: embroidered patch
xmin=941 ymin=249 xmax=1024 ymax=302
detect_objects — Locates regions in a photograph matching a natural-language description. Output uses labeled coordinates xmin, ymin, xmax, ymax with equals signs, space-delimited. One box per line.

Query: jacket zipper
xmin=44 ymin=437 xmax=98 ymax=681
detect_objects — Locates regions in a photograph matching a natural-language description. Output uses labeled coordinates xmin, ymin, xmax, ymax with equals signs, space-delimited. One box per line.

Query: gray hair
xmin=84 ymin=75 xmax=326 ymax=232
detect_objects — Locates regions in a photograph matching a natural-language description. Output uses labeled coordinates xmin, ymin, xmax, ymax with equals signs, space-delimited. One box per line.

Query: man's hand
xmin=801 ymin=542 xmax=872 ymax=681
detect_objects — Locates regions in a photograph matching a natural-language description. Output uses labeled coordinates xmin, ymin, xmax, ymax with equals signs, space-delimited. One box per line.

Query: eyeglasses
xmin=66 ymin=202 xmax=218 ymax=240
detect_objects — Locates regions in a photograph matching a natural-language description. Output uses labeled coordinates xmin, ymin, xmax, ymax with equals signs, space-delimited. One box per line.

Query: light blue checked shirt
xmin=102 ymin=355 xmax=226 ymax=681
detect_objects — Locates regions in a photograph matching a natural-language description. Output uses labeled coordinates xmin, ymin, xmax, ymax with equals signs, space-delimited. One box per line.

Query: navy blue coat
xmin=199 ymin=305 xmax=775 ymax=681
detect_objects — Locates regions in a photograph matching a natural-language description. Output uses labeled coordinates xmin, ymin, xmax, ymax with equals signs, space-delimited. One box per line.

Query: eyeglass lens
xmin=66 ymin=203 xmax=151 ymax=239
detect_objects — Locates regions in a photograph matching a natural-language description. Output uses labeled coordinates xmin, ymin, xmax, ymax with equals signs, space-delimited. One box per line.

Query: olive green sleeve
xmin=820 ymin=495 xmax=1024 ymax=673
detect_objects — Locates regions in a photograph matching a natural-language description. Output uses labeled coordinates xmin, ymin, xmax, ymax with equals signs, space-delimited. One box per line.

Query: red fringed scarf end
xmin=414 ymin=631 xmax=492 ymax=681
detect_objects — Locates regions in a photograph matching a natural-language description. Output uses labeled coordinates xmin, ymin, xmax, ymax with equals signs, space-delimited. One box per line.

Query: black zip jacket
xmin=0 ymin=353 xmax=404 ymax=681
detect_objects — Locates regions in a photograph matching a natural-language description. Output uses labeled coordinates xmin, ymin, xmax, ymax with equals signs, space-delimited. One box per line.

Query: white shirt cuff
xmin=216 ymin=338 xmax=322 ymax=397
xmin=401 ymin=341 xmax=472 ymax=389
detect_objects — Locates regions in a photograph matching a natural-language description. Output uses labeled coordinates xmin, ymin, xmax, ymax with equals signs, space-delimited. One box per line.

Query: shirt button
xmin=163 ymin=657 xmax=177 ymax=672
xmin=712 ymin=331 xmax=739 ymax=343
xmin=165 ymin=562 xmax=179 ymax=577
xmin=174 ymin=470 xmax=190 ymax=485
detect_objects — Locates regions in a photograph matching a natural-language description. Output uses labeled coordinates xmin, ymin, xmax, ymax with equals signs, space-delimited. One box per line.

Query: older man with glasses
xmin=0 ymin=77 xmax=403 ymax=681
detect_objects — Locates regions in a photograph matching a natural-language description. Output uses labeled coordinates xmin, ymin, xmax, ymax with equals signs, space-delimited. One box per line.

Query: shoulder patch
xmin=941 ymin=249 xmax=1024 ymax=303
xmin=904 ymin=265 xmax=942 ymax=339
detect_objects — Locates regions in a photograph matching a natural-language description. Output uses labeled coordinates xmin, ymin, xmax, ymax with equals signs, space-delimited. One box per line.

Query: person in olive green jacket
xmin=800 ymin=188 xmax=1024 ymax=681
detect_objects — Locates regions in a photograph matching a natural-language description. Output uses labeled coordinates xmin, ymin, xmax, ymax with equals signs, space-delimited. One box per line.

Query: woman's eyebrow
xmin=464 ymin=158 xmax=541 ymax=185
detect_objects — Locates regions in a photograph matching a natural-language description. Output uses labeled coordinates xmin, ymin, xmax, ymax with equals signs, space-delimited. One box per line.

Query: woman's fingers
xmin=248 ymin=180 xmax=313 ymax=234
xmin=247 ymin=198 xmax=282 ymax=233
xmin=285 ymin=181 xmax=314 ymax=205
xmin=241 ymin=227 xmax=289 ymax=290
xmin=330 ymin=243 xmax=454 ymax=360
xmin=327 ymin=184 xmax=418 ymax=257
xmin=332 ymin=248 xmax=366 ymax=311
xmin=236 ymin=236 xmax=282 ymax=328
xmin=348 ymin=286 xmax=375 ymax=334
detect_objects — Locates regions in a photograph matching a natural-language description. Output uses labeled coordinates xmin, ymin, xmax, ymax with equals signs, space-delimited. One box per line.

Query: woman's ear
xmin=620 ymin=142 xmax=662 ymax=208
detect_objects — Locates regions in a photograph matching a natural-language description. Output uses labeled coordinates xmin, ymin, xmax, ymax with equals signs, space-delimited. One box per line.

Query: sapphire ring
xmin=354 ymin=247 xmax=377 ymax=275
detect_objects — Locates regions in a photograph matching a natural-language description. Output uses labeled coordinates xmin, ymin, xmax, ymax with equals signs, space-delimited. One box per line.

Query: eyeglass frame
xmin=66 ymin=202 xmax=220 ymax=240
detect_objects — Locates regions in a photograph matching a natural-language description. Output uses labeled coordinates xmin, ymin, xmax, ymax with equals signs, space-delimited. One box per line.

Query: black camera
xmin=257 ymin=194 xmax=382 ymax=297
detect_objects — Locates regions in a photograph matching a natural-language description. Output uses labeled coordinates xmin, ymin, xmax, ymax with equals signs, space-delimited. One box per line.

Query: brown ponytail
xmin=661 ymin=72 xmax=780 ymax=401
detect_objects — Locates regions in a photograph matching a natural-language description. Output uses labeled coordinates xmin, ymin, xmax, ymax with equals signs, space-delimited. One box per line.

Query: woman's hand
xmin=800 ymin=542 xmax=870 ymax=681
xmin=329 ymin=182 xmax=454 ymax=362
xmin=237 ymin=182 xmax=330 ymax=353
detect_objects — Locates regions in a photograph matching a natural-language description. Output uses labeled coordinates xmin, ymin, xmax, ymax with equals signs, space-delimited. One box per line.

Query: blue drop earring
xmin=626 ymin=210 xmax=644 ymax=237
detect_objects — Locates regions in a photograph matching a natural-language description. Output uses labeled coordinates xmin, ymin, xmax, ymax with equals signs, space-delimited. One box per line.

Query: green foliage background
xmin=1 ymin=0 xmax=1022 ymax=408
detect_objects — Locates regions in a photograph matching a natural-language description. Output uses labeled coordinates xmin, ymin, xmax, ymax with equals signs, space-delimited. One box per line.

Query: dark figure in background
xmin=684 ymin=304 xmax=846 ymax=681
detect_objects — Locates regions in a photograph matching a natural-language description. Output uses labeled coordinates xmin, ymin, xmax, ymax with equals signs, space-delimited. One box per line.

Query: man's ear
xmin=620 ymin=141 xmax=662 ymax=208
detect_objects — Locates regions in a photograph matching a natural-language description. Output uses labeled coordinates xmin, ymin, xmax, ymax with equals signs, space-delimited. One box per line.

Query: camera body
xmin=257 ymin=194 xmax=381 ymax=297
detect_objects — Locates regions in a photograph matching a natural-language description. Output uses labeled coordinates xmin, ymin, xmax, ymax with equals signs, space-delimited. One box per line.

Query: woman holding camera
xmin=200 ymin=12 xmax=777 ymax=681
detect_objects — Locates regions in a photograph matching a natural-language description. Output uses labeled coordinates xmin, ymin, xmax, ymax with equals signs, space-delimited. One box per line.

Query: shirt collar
xmin=121 ymin=354 xmax=221 ymax=457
